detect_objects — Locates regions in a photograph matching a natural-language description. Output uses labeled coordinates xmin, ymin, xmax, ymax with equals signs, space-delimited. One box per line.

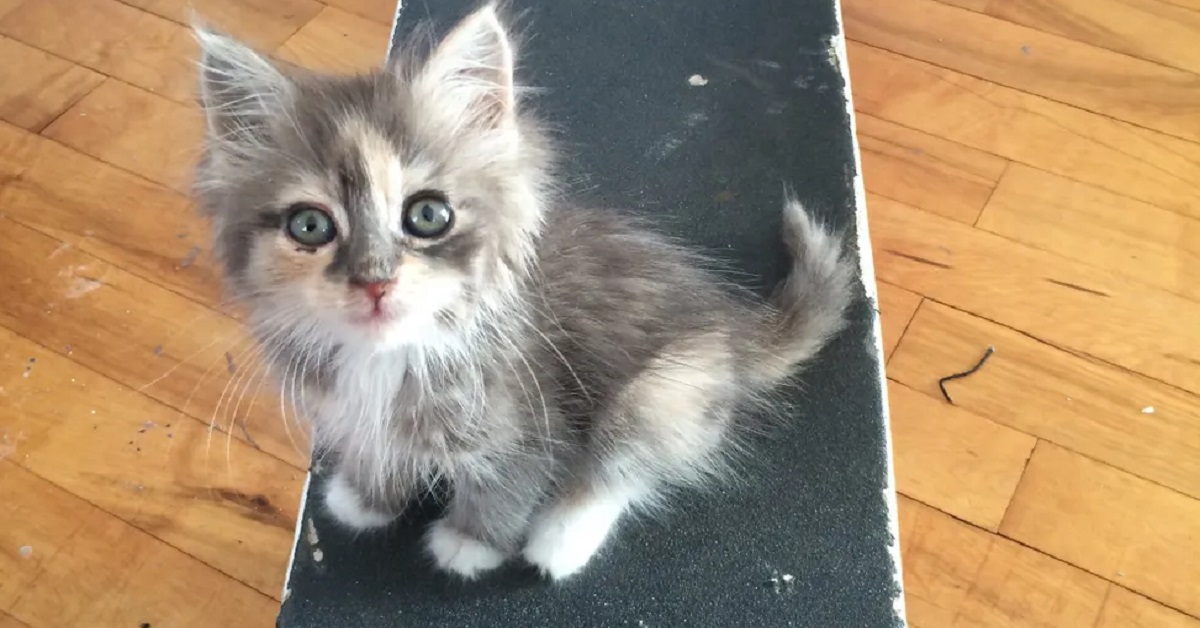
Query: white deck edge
xmin=285 ymin=4 xmax=908 ymax=622
xmin=830 ymin=0 xmax=909 ymax=623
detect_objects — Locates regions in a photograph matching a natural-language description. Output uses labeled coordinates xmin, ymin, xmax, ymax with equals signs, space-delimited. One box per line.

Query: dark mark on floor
xmin=1020 ymin=45 xmax=1032 ymax=56
xmin=225 ymin=352 xmax=237 ymax=374
xmin=885 ymin=249 xmax=952 ymax=270
xmin=1045 ymin=277 xmax=1109 ymax=297
xmin=939 ymin=345 xmax=995 ymax=404
xmin=179 ymin=246 xmax=201 ymax=268
xmin=152 ymin=344 xmax=164 ymax=356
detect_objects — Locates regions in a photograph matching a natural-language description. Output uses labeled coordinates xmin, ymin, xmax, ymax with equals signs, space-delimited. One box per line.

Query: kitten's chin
xmin=337 ymin=313 xmax=428 ymax=353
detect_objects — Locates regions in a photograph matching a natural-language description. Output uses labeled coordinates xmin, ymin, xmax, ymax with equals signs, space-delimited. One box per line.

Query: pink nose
xmin=353 ymin=280 xmax=393 ymax=302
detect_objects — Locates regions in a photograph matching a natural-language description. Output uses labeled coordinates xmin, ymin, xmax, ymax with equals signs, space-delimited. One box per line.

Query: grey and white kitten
xmin=193 ymin=4 xmax=853 ymax=581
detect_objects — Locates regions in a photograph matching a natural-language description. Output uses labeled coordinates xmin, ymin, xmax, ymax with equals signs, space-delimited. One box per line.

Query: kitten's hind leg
xmin=524 ymin=332 xmax=738 ymax=580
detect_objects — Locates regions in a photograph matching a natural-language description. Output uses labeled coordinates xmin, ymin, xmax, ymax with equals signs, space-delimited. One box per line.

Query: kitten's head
xmin=193 ymin=5 xmax=550 ymax=352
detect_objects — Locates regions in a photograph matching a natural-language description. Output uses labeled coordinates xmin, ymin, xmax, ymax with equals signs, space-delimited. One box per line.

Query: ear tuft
xmin=417 ymin=4 xmax=517 ymax=130
xmin=193 ymin=25 xmax=292 ymax=145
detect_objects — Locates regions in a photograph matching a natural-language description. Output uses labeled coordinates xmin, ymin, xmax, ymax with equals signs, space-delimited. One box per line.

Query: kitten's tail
xmin=747 ymin=195 xmax=856 ymax=387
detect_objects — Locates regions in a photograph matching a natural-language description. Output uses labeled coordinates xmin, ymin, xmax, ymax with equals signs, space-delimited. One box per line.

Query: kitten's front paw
xmin=426 ymin=520 xmax=506 ymax=579
xmin=522 ymin=499 xmax=623 ymax=580
xmin=323 ymin=472 xmax=396 ymax=530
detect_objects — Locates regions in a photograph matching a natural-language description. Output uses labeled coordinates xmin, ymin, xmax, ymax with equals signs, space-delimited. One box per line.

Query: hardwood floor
xmin=0 ymin=0 xmax=1195 ymax=625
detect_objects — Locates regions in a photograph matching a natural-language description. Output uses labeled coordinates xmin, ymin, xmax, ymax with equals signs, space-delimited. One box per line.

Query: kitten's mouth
xmin=348 ymin=307 xmax=396 ymax=328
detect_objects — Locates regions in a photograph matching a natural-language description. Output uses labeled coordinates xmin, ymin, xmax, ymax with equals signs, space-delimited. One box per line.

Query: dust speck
xmin=1020 ymin=45 xmax=1032 ymax=56
xmin=179 ymin=246 xmax=201 ymax=269
xmin=687 ymin=74 xmax=708 ymax=87
xmin=18 ymin=545 xmax=32 ymax=558
xmin=224 ymin=352 xmax=237 ymax=375
xmin=65 ymin=275 xmax=104 ymax=299
xmin=1141 ymin=406 xmax=1155 ymax=414
xmin=152 ymin=345 xmax=164 ymax=356
xmin=781 ymin=573 xmax=795 ymax=584
xmin=305 ymin=518 xmax=320 ymax=546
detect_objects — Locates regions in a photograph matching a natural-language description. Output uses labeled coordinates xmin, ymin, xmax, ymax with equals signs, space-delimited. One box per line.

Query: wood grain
xmin=0 ymin=464 xmax=277 ymax=627
xmin=844 ymin=0 xmax=1200 ymax=143
xmin=978 ymin=163 xmax=1200 ymax=301
xmin=875 ymin=281 xmax=921 ymax=361
xmin=985 ymin=0 xmax=1200 ymax=75
xmin=0 ymin=0 xmax=197 ymax=104
xmin=43 ymin=79 xmax=204 ymax=194
xmin=869 ymin=194 xmax=1200 ymax=395
xmin=846 ymin=41 xmax=1200 ymax=221
xmin=0 ymin=325 xmax=302 ymax=597
xmin=0 ymin=610 xmax=28 ymax=628
xmin=321 ymin=0 xmax=399 ymax=25
xmin=0 ymin=217 xmax=309 ymax=469
xmin=888 ymin=382 xmax=1035 ymax=530
xmin=898 ymin=495 xmax=1109 ymax=627
xmin=1098 ymin=586 xmax=1200 ymax=628
xmin=857 ymin=113 xmax=1008 ymax=224
xmin=1002 ymin=442 xmax=1200 ymax=617
xmin=0 ymin=121 xmax=220 ymax=304
xmin=889 ymin=301 xmax=1200 ymax=501
xmin=121 ymin=0 xmax=323 ymax=49
xmin=0 ymin=36 xmax=104 ymax=131
xmin=275 ymin=6 xmax=392 ymax=73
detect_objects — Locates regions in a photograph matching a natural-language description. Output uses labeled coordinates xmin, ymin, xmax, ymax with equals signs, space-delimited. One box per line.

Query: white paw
xmin=323 ymin=473 xmax=394 ymax=530
xmin=426 ymin=520 xmax=506 ymax=579
xmin=522 ymin=496 xmax=625 ymax=580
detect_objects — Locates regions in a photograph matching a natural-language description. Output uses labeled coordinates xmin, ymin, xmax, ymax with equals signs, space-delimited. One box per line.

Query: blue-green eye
xmin=403 ymin=192 xmax=454 ymax=239
xmin=285 ymin=204 xmax=337 ymax=247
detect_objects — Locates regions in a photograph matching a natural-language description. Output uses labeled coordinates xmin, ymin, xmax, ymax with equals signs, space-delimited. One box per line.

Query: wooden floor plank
xmin=857 ymin=113 xmax=1008 ymax=224
xmin=121 ymin=0 xmax=324 ymax=49
xmin=0 ymin=325 xmax=302 ymax=597
xmin=869 ymin=194 xmax=1200 ymax=396
xmin=1097 ymin=586 xmax=1200 ymax=628
xmin=888 ymin=301 xmax=1200 ymax=502
xmin=1001 ymin=442 xmax=1200 ymax=618
xmin=846 ymin=41 xmax=1200 ymax=221
xmin=889 ymin=382 xmax=1035 ymax=531
xmin=320 ymin=0 xmax=398 ymax=25
xmin=875 ymin=281 xmax=922 ymax=361
xmin=42 ymin=78 xmax=204 ymax=194
xmin=844 ymin=0 xmax=1200 ymax=143
xmin=0 ymin=463 xmax=278 ymax=627
xmin=0 ymin=121 xmax=220 ymax=305
xmin=0 ymin=610 xmax=29 ymax=628
xmin=0 ymin=36 xmax=104 ymax=132
xmin=275 ymin=6 xmax=393 ymax=73
xmin=898 ymin=495 xmax=1109 ymax=627
xmin=977 ymin=163 xmax=1200 ymax=302
xmin=0 ymin=0 xmax=198 ymax=105
xmin=984 ymin=0 xmax=1200 ymax=76
xmin=0 ymin=216 xmax=309 ymax=469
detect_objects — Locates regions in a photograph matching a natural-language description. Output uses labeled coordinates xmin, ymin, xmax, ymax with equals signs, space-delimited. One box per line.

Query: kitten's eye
xmin=285 ymin=204 xmax=337 ymax=247
xmin=403 ymin=192 xmax=454 ymax=239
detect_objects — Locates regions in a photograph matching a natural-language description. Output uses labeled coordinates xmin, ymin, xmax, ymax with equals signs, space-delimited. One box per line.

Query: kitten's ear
xmin=417 ymin=4 xmax=516 ymax=130
xmin=193 ymin=27 xmax=292 ymax=142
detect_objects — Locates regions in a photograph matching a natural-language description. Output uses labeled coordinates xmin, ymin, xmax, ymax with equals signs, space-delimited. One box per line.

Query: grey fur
xmin=192 ymin=4 xmax=854 ymax=580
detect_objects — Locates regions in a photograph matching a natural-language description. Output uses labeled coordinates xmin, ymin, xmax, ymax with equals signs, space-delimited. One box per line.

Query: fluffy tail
xmin=747 ymin=195 xmax=856 ymax=387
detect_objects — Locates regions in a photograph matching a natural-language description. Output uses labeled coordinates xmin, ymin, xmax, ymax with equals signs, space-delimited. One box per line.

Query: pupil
xmin=422 ymin=205 xmax=435 ymax=222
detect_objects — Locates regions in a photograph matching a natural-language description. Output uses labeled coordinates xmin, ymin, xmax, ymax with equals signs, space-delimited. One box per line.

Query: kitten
xmin=192 ymin=4 xmax=854 ymax=581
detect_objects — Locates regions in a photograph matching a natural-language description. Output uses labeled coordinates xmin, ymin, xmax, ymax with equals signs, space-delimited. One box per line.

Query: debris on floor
xmin=938 ymin=345 xmax=995 ymax=404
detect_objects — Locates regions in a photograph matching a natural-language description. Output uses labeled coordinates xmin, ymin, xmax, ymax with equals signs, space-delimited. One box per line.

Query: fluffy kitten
xmin=193 ymin=4 xmax=854 ymax=581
